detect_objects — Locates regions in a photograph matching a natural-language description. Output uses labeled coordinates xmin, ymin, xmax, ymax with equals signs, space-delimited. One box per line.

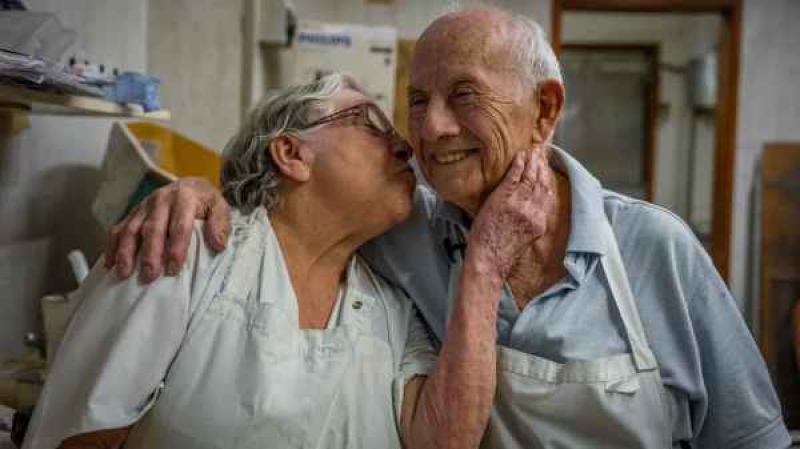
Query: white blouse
xmin=23 ymin=207 xmax=437 ymax=449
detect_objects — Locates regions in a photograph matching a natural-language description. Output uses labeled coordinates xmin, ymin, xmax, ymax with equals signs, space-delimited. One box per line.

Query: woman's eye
xmin=341 ymin=115 xmax=359 ymax=126
xmin=408 ymin=96 xmax=427 ymax=109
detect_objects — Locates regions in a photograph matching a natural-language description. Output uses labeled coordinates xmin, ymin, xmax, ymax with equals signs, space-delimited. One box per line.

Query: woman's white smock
xmin=23 ymin=207 xmax=437 ymax=449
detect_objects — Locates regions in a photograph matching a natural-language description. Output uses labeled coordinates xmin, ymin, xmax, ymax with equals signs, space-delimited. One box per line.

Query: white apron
xmin=124 ymin=210 xmax=404 ymax=449
xmin=447 ymin=219 xmax=674 ymax=449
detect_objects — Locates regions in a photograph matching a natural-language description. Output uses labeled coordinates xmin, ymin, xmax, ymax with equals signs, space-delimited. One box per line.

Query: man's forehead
xmin=418 ymin=16 xmax=508 ymax=55
xmin=412 ymin=16 xmax=514 ymax=74
xmin=408 ymin=64 xmax=485 ymax=92
xmin=409 ymin=39 xmax=513 ymax=90
xmin=424 ymin=7 xmax=512 ymax=36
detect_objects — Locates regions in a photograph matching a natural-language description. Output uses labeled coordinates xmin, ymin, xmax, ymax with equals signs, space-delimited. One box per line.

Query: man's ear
xmin=531 ymin=80 xmax=565 ymax=144
xmin=269 ymin=135 xmax=313 ymax=182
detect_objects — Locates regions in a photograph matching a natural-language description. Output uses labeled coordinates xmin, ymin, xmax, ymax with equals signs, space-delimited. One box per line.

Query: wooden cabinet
xmin=760 ymin=142 xmax=800 ymax=429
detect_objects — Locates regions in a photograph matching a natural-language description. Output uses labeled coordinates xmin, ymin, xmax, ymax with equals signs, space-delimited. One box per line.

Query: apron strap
xmin=600 ymin=220 xmax=658 ymax=372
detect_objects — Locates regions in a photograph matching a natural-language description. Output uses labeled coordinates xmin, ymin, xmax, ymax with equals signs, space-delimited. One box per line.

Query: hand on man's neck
xmin=475 ymin=150 xmax=570 ymax=309
xmin=507 ymin=167 xmax=571 ymax=308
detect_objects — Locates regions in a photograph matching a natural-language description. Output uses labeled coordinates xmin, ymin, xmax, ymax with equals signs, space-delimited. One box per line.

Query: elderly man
xmin=107 ymin=6 xmax=790 ymax=449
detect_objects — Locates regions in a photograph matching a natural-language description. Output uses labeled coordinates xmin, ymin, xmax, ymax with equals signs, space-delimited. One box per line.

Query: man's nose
xmin=420 ymin=98 xmax=460 ymax=143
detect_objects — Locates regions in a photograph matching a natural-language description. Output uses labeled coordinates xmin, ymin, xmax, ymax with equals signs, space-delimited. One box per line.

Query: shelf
xmin=0 ymin=84 xmax=170 ymax=120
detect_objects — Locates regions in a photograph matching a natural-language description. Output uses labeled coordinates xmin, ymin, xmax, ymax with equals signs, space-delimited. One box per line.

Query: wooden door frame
xmin=560 ymin=43 xmax=660 ymax=201
xmin=551 ymin=0 xmax=742 ymax=281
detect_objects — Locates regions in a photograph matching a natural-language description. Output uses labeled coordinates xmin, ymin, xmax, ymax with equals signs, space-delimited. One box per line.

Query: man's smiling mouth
xmin=433 ymin=149 xmax=478 ymax=165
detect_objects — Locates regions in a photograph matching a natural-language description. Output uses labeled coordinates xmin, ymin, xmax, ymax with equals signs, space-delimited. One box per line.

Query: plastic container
xmin=92 ymin=121 xmax=222 ymax=228
xmin=106 ymin=72 xmax=161 ymax=112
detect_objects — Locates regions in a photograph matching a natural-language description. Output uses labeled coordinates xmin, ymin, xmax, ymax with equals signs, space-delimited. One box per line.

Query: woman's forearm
xmin=405 ymin=252 xmax=502 ymax=449
xmin=403 ymin=151 xmax=552 ymax=448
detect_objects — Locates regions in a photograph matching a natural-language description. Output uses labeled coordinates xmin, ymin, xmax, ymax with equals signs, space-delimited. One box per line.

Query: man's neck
xmin=507 ymin=167 xmax=572 ymax=309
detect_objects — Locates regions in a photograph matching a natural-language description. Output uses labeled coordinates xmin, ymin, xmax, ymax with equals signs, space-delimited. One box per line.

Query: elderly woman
xmin=22 ymin=74 xmax=547 ymax=449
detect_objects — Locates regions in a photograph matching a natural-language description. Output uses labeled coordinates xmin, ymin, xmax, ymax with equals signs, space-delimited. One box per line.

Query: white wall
xmin=732 ymin=0 xmax=800 ymax=311
xmin=562 ymin=12 xmax=720 ymax=227
xmin=0 ymin=0 xmax=147 ymax=358
xmin=147 ymin=0 xmax=243 ymax=151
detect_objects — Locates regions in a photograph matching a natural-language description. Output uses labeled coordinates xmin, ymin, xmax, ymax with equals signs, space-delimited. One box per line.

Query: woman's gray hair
xmin=440 ymin=4 xmax=563 ymax=89
xmin=220 ymin=73 xmax=363 ymax=213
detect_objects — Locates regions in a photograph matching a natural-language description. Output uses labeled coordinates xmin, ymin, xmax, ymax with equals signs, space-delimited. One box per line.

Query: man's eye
xmin=452 ymin=88 xmax=477 ymax=101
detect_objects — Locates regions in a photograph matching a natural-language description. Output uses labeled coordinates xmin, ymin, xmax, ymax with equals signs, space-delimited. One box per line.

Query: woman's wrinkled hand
xmin=466 ymin=149 xmax=555 ymax=279
xmin=104 ymin=177 xmax=232 ymax=283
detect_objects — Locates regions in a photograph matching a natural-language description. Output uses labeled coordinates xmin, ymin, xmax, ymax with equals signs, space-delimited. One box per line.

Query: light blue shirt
xmin=359 ymin=147 xmax=790 ymax=449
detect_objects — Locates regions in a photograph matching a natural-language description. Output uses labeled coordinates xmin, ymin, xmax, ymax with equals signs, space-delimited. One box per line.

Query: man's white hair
xmin=439 ymin=3 xmax=563 ymax=89
xmin=510 ymin=13 xmax=563 ymax=87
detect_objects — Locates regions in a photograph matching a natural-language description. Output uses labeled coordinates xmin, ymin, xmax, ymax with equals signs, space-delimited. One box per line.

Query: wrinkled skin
xmin=405 ymin=8 xmax=568 ymax=303
xmin=104 ymin=178 xmax=231 ymax=282
xmin=408 ymin=10 xmax=544 ymax=217
xmin=467 ymin=150 xmax=553 ymax=279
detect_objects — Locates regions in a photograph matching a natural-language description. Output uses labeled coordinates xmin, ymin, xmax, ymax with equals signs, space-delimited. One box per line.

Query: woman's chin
xmin=388 ymin=198 xmax=413 ymax=226
xmin=381 ymin=195 xmax=413 ymax=230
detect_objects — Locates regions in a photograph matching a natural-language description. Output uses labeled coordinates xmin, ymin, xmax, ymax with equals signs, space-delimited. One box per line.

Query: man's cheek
xmin=480 ymin=150 xmax=508 ymax=191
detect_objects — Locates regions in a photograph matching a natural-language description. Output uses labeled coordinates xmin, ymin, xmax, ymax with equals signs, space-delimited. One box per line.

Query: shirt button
xmin=352 ymin=301 xmax=363 ymax=310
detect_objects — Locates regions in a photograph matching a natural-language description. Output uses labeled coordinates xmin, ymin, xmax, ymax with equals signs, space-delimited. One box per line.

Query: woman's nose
xmin=391 ymin=136 xmax=412 ymax=161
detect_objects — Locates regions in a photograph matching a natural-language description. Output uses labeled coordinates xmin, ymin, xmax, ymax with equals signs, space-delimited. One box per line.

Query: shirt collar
xmin=432 ymin=145 xmax=609 ymax=256
xmin=551 ymin=145 xmax=609 ymax=255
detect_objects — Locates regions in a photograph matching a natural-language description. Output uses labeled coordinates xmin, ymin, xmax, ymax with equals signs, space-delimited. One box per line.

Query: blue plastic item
xmin=105 ymin=72 xmax=161 ymax=112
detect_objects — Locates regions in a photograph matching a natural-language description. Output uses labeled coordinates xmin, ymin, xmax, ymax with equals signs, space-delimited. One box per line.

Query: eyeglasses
xmin=306 ymin=102 xmax=411 ymax=160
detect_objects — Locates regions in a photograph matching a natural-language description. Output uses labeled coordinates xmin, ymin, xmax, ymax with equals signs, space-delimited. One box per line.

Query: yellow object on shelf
xmin=126 ymin=122 xmax=221 ymax=186
xmin=92 ymin=121 xmax=221 ymax=228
